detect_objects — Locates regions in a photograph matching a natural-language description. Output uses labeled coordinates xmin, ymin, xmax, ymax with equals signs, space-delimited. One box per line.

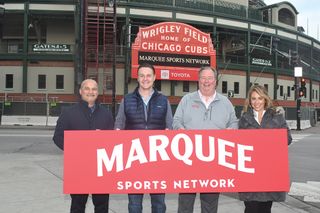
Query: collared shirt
xmin=89 ymin=104 xmax=96 ymax=114
xmin=141 ymin=90 xmax=154 ymax=121
xmin=141 ymin=89 xmax=154 ymax=106
xmin=253 ymin=109 xmax=266 ymax=125
xmin=198 ymin=90 xmax=216 ymax=109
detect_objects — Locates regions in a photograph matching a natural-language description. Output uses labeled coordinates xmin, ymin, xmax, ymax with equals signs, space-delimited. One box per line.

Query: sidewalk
xmin=0 ymin=150 xmax=318 ymax=213
xmin=291 ymin=122 xmax=320 ymax=134
xmin=0 ymin=154 xmax=313 ymax=213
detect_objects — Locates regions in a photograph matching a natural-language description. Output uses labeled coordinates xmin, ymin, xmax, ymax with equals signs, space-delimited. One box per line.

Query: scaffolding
xmin=84 ymin=0 xmax=116 ymax=97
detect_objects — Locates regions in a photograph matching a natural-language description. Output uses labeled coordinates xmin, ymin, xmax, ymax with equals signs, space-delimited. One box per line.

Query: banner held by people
xmin=64 ymin=129 xmax=289 ymax=194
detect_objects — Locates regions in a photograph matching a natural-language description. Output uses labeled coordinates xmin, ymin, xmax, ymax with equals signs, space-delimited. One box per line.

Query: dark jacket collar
xmin=244 ymin=107 xmax=276 ymax=127
xmin=133 ymin=86 xmax=159 ymax=99
xmin=79 ymin=99 xmax=99 ymax=110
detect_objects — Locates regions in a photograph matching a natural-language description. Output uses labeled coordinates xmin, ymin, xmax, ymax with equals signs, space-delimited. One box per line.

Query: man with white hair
xmin=173 ymin=66 xmax=238 ymax=213
xmin=53 ymin=79 xmax=114 ymax=213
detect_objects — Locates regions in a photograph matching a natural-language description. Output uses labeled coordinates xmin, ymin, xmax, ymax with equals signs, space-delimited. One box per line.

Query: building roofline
xmin=259 ymin=1 xmax=299 ymax=14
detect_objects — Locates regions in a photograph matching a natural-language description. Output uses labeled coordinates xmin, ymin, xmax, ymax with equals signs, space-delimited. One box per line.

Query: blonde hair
xmin=243 ymin=85 xmax=274 ymax=112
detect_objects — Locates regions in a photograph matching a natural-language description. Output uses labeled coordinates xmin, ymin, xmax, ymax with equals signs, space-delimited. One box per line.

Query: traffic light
xmin=299 ymin=78 xmax=306 ymax=97
xmin=298 ymin=88 xmax=304 ymax=97
xmin=300 ymin=78 xmax=306 ymax=88
xmin=291 ymin=51 xmax=299 ymax=65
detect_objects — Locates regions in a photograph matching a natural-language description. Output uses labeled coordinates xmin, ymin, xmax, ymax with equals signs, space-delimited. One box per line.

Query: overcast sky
xmin=263 ymin=0 xmax=319 ymax=40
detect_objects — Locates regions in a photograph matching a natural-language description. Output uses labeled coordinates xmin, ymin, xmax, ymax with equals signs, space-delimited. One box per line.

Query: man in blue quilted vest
xmin=115 ymin=63 xmax=173 ymax=213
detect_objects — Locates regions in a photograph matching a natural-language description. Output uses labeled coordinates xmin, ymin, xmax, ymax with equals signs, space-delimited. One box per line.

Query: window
xmin=5 ymin=74 xmax=13 ymax=89
xmin=312 ymin=89 xmax=314 ymax=99
xmin=8 ymin=44 xmax=20 ymax=53
xmin=56 ymin=75 xmax=64 ymax=89
xmin=287 ymin=86 xmax=291 ymax=97
xmin=280 ymin=85 xmax=283 ymax=96
xmin=222 ymin=81 xmax=227 ymax=93
xmin=182 ymin=81 xmax=189 ymax=92
xmin=38 ymin=75 xmax=46 ymax=89
xmin=234 ymin=82 xmax=239 ymax=94
xmin=154 ymin=80 xmax=161 ymax=91
xmin=278 ymin=8 xmax=295 ymax=26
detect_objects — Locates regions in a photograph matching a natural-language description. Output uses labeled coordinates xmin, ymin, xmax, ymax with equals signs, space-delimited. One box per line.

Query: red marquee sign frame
xmin=131 ymin=22 xmax=216 ymax=81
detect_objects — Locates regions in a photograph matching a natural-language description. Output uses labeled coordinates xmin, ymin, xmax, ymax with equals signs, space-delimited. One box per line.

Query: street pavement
xmin=0 ymin=124 xmax=319 ymax=213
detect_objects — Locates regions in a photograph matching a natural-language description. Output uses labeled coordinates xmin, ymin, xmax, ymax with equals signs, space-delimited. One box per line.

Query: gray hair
xmin=80 ymin=79 xmax=98 ymax=89
xmin=198 ymin=66 xmax=218 ymax=80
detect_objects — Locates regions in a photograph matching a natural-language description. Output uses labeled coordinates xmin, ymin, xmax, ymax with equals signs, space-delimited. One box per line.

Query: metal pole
xmin=75 ymin=0 xmax=84 ymax=92
xmin=297 ymin=98 xmax=301 ymax=130
xmin=46 ymin=93 xmax=49 ymax=126
xmin=23 ymin=2 xmax=29 ymax=93
xmin=296 ymin=77 xmax=301 ymax=130
xmin=246 ymin=29 xmax=251 ymax=96
xmin=112 ymin=0 xmax=117 ymax=117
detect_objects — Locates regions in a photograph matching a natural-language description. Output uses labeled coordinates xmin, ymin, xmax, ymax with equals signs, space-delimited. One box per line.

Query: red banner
xmin=131 ymin=22 xmax=216 ymax=81
xmin=64 ymin=129 xmax=289 ymax=194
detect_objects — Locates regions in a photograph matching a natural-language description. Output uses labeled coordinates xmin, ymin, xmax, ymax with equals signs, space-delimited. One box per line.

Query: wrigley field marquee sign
xmin=64 ymin=129 xmax=290 ymax=194
xmin=131 ymin=22 xmax=216 ymax=81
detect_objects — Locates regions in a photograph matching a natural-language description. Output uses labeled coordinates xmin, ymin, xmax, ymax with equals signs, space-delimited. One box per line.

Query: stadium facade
xmin=0 ymin=0 xmax=319 ymax=126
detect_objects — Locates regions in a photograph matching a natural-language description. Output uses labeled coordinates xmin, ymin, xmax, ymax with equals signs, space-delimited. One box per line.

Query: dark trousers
xmin=178 ymin=193 xmax=219 ymax=213
xmin=128 ymin=193 xmax=166 ymax=213
xmin=70 ymin=194 xmax=109 ymax=213
xmin=244 ymin=201 xmax=273 ymax=213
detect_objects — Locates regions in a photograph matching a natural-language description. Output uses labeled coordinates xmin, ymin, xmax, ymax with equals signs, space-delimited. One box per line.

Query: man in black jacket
xmin=53 ymin=79 xmax=114 ymax=213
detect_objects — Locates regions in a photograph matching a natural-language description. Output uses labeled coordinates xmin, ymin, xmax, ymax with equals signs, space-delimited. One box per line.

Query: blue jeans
xmin=128 ymin=193 xmax=166 ymax=213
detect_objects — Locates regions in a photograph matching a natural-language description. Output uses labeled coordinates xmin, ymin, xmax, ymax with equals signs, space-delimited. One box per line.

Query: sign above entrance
xmin=251 ymin=57 xmax=272 ymax=66
xmin=131 ymin=22 xmax=216 ymax=81
xmin=32 ymin=44 xmax=71 ymax=52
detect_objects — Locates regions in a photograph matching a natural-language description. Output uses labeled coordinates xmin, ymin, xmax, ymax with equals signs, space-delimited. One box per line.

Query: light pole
xmin=111 ymin=0 xmax=117 ymax=117
xmin=294 ymin=66 xmax=302 ymax=130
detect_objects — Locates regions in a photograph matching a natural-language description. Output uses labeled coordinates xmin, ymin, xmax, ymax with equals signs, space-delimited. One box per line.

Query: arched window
xmin=278 ymin=8 xmax=295 ymax=26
